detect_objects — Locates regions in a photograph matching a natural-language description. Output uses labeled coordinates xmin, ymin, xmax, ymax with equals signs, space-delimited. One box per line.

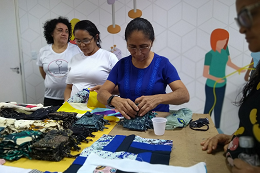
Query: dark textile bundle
xmin=73 ymin=112 xmax=110 ymax=132
xmin=31 ymin=129 xmax=80 ymax=161
xmin=0 ymin=108 xmax=28 ymax=119
xmin=70 ymin=126 xmax=94 ymax=144
xmin=0 ymin=130 xmax=43 ymax=161
xmin=48 ymin=112 xmax=77 ymax=129
xmin=0 ymin=106 xmax=60 ymax=120
xmin=119 ymin=111 xmax=156 ymax=131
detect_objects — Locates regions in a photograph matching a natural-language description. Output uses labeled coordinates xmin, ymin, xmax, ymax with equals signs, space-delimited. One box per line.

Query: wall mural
xmin=202 ymin=28 xmax=250 ymax=132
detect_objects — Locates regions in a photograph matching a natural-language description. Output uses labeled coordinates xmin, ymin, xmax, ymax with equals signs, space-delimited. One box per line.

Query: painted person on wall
xmin=37 ymin=16 xmax=81 ymax=106
xmin=201 ymin=0 xmax=260 ymax=172
xmin=203 ymin=28 xmax=245 ymax=130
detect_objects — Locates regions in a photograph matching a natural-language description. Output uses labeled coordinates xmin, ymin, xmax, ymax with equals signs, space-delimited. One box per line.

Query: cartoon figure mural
xmin=203 ymin=28 xmax=245 ymax=130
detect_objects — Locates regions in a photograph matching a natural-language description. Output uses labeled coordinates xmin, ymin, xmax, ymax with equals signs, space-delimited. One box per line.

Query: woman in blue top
xmin=97 ymin=18 xmax=190 ymax=119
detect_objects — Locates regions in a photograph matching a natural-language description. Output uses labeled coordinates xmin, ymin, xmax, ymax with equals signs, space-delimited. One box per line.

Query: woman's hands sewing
xmin=111 ymin=97 xmax=139 ymax=120
xmin=135 ymin=95 xmax=160 ymax=116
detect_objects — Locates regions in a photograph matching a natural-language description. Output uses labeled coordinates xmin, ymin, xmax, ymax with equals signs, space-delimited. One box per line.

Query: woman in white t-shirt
xmin=37 ymin=17 xmax=81 ymax=106
xmin=64 ymin=20 xmax=118 ymax=101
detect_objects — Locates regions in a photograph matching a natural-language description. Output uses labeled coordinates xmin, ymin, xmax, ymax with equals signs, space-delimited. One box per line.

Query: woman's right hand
xmin=200 ymin=134 xmax=232 ymax=154
xmin=111 ymin=97 xmax=139 ymax=119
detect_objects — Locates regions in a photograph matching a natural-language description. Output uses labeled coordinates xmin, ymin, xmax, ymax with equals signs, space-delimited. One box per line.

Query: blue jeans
xmin=203 ymin=84 xmax=226 ymax=128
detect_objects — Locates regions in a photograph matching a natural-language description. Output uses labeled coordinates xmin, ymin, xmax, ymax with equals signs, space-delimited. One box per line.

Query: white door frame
xmin=14 ymin=0 xmax=27 ymax=103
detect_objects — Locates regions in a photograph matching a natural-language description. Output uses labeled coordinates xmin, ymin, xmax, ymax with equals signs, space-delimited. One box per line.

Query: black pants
xmin=44 ymin=97 xmax=64 ymax=107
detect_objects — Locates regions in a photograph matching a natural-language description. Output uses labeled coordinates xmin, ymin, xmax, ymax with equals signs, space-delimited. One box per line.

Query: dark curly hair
xmin=125 ymin=17 xmax=155 ymax=42
xmin=43 ymin=16 xmax=71 ymax=44
xmin=237 ymin=61 xmax=260 ymax=106
xmin=73 ymin=20 xmax=101 ymax=48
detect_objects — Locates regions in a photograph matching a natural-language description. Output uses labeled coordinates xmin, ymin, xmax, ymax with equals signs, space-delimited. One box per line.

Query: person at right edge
xmin=201 ymin=0 xmax=260 ymax=172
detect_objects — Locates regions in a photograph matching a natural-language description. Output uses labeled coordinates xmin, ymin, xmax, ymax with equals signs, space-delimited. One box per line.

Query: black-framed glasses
xmin=235 ymin=2 xmax=260 ymax=28
xmin=75 ymin=37 xmax=94 ymax=45
xmin=127 ymin=44 xmax=151 ymax=53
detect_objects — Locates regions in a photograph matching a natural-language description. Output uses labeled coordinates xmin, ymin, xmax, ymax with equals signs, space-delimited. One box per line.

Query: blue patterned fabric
xmin=64 ymin=134 xmax=173 ymax=173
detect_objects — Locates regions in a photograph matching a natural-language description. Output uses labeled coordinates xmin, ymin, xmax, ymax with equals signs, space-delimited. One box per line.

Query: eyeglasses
xmin=235 ymin=2 xmax=260 ymax=28
xmin=75 ymin=37 xmax=94 ymax=45
xmin=127 ymin=45 xmax=151 ymax=53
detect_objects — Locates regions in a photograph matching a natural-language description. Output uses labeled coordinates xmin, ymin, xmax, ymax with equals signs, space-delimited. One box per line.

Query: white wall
xmin=16 ymin=0 xmax=251 ymax=134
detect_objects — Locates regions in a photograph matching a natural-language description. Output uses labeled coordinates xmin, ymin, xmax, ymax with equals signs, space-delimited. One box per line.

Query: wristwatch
xmin=107 ymin=95 xmax=115 ymax=107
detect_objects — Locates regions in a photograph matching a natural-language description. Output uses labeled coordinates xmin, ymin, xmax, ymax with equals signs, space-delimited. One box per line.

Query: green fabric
xmin=0 ymin=130 xmax=43 ymax=160
xmin=204 ymin=46 xmax=229 ymax=87
xmin=165 ymin=108 xmax=193 ymax=130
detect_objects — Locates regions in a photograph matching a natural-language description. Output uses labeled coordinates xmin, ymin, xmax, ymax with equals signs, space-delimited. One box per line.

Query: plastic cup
xmin=152 ymin=117 xmax=167 ymax=135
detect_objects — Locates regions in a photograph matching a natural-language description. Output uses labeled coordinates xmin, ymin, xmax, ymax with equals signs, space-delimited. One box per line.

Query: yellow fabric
xmin=4 ymin=121 xmax=117 ymax=172
xmin=87 ymin=91 xmax=106 ymax=109
xmin=104 ymin=116 xmax=120 ymax=122
xmin=57 ymin=90 xmax=105 ymax=113
xmin=57 ymin=102 xmax=89 ymax=114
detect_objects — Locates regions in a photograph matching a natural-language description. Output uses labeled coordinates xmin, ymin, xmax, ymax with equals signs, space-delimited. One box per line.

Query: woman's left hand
xmin=232 ymin=159 xmax=260 ymax=173
xmin=135 ymin=95 xmax=160 ymax=116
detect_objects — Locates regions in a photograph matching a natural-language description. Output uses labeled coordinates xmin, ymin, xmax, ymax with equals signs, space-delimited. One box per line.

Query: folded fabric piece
xmin=0 ymin=106 xmax=60 ymax=120
xmin=0 ymin=165 xmax=32 ymax=173
xmin=0 ymin=102 xmax=44 ymax=112
xmin=118 ymin=111 xmax=156 ymax=131
xmin=48 ymin=112 xmax=77 ymax=129
xmin=68 ymin=88 xmax=90 ymax=103
xmin=0 ymin=130 xmax=43 ymax=160
xmin=73 ymin=112 xmax=110 ymax=132
xmin=166 ymin=108 xmax=193 ymax=130
xmin=78 ymin=153 xmax=207 ymax=173
xmin=67 ymin=88 xmax=106 ymax=110
xmin=57 ymin=102 xmax=91 ymax=114
xmin=70 ymin=126 xmax=94 ymax=144
xmin=91 ymin=108 xmax=123 ymax=117
xmin=31 ymin=129 xmax=80 ymax=161
xmin=0 ymin=116 xmax=63 ymax=135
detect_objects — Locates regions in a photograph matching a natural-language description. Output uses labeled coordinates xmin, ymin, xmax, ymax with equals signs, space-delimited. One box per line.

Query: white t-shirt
xmin=37 ymin=43 xmax=81 ymax=100
xmin=66 ymin=48 xmax=118 ymax=97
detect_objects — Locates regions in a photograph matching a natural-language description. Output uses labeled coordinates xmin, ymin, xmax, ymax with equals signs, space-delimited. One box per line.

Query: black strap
xmin=189 ymin=124 xmax=209 ymax=131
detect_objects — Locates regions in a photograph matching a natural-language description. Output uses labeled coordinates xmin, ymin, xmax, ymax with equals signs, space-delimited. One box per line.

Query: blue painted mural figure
xmin=203 ymin=28 xmax=245 ymax=129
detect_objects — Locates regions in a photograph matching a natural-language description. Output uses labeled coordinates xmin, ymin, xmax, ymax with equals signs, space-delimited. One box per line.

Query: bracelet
xmin=107 ymin=95 xmax=115 ymax=107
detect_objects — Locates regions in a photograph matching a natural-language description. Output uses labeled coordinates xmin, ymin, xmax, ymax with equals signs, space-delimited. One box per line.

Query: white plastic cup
xmin=152 ymin=117 xmax=167 ymax=135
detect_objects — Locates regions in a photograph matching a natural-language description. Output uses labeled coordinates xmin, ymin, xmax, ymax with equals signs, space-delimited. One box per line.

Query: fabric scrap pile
xmin=0 ymin=130 xmax=43 ymax=161
xmin=31 ymin=129 xmax=80 ymax=161
xmin=73 ymin=112 xmax=110 ymax=132
xmin=118 ymin=111 xmax=156 ymax=131
xmin=166 ymin=108 xmax=193 ymax=129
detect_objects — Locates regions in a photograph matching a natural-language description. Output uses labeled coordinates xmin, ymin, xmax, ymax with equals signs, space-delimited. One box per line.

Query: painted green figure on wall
xmin=203 ymin=28 xmax=245 ymax=129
